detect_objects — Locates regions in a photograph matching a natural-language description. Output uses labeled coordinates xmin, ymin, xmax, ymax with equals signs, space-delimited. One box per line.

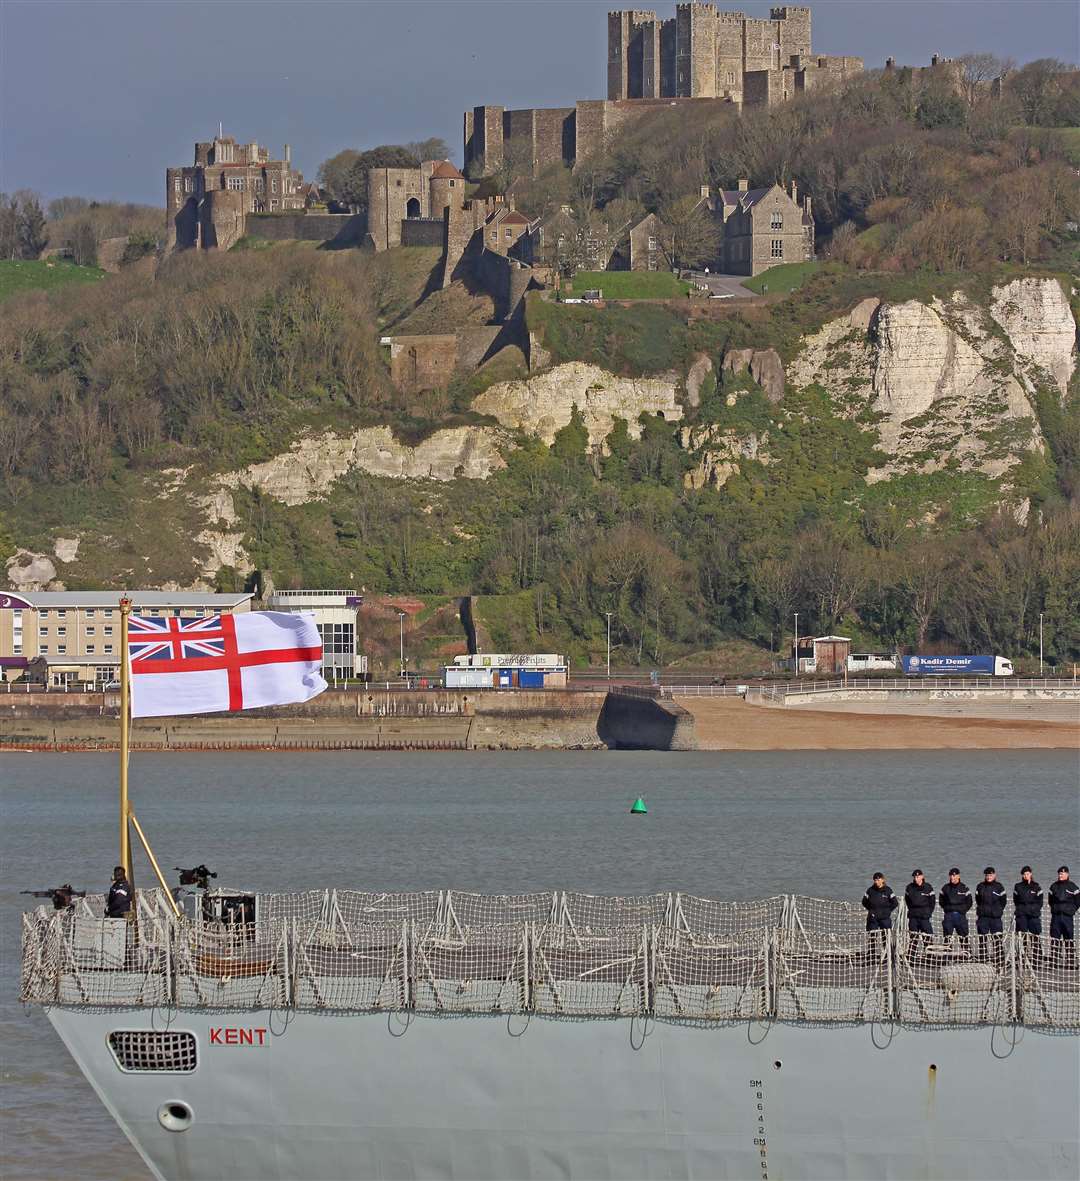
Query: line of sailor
xmin=862 ymin=866 xmax=1080 ymax=939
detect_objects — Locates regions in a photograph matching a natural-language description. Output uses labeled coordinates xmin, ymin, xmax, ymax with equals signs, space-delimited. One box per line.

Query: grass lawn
xmin=0 ymin=259 xmax=106 ymax=301
xmin=742 ymin=261 xmax=820 ymax=295
xmin=566 ymin=270 xmax=691 ymax=299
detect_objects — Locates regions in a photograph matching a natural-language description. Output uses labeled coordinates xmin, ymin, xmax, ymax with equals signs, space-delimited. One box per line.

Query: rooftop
xmin=6 ymin=591 xmax=253 ymax=608
xmin=430 ymin=160 xmax=466 ymax=180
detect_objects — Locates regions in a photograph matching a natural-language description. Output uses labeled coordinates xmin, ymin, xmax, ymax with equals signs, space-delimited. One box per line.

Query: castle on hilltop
xmin=609 ymin=4 xmax=861 ymax=106
xmin=166 ymin=133 xmax=313 ymax=251
xmin=465 ymin=4 xmax=861 ymax=177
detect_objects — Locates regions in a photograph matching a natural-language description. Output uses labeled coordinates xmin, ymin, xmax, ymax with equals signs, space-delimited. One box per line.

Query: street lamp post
xmin=1039 ymin=612 xmax=1044 ymax=675
xmin=398 ymin=612 xmax=406 ymax=679
xmin=793 ymin=612 xmax=800 ymax=679
xmin=605 ymin=612 xmax=613 ymax=683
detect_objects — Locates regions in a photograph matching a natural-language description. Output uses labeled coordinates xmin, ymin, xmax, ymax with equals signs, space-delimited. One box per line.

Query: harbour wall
xmin=598 ymin=691 xmax=697 ymax=751
xmin=0 ymin=689 xmax=697 ymax=752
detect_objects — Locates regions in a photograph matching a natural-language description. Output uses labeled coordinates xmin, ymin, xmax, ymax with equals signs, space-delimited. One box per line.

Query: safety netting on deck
xmin=19 ymin=889 xmax=1080 ymax=1028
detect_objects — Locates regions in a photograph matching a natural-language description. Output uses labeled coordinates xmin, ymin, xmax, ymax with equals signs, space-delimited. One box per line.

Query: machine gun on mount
xmin=21 ymin=885 xmax=86 ymax=911
xmin=174 ymin=865 xmax=217 ymax=891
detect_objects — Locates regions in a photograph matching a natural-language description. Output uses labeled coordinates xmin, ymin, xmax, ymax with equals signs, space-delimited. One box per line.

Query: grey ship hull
xmin=47 ymin=1006 xmax=1079 ymax=1181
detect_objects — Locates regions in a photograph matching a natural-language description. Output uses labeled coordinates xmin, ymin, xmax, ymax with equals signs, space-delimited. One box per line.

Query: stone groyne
xmin=0 ymin=688 xmax=698 ymax=752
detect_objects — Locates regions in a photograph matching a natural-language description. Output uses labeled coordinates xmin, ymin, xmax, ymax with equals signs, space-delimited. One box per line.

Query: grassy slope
xmin=393 ymin=281 xmax=495 ymax=335
xmin=742 ymin=261 xmax=819 ymax=295
xmin=567 ymin=270 xmax=691 ymax=298
xmin=0 ymin=259 xmax=106 ymax=301
xmin=367 ymin=246 xmax=443 ymax=330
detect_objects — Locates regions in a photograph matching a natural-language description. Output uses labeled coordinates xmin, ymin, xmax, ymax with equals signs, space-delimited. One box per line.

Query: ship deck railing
xmin=20 ymin=889 xmax=1079 ymax=1029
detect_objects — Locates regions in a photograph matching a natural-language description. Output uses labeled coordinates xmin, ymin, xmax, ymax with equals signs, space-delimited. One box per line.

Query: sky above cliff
xmin=2 ymin=0 xmax=1077 ymax=206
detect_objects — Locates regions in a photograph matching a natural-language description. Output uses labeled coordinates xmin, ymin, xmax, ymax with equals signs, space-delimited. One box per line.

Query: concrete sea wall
xmin=0 ymin=689 xmax=696 ymax=752
xmin=597 ymin=691 xmax=697 ymax=751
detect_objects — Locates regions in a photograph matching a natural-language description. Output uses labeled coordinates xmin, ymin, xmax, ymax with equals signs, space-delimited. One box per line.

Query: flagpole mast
xmin=117 ymin=596 xmax=180 ymax=919
xmin=119 ymin=595 xmax=132 ymax=882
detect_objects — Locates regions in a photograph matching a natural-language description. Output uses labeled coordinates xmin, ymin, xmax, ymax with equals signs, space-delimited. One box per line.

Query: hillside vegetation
xmin=2 ymin=63 xmax=1079 ymax=670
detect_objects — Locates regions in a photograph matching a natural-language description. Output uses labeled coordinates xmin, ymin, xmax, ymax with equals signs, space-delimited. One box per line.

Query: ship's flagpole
xmin=118 ymin=596 xmax=181 ymax=918
xmin=119 ymin=595 xmax=133 ymax=883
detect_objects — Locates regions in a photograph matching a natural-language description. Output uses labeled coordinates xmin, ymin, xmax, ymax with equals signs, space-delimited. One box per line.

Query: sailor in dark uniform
xmin=939 ymin=868 xmax=972 ymax=939
xmin=904 ymin=870 xmax=935 ymax=936
xmin=861 ymin=873 xmax=898 ymax=931
xmin=1048 ymin=866 xmax=1079 ymax=944
xmin=105 ymin=866 xmax=132 ymax=919
xmin=1013 ymin=866 xmax=1044 ymax=935
xmin=975 ymin=867 xmax=1007 ymax=936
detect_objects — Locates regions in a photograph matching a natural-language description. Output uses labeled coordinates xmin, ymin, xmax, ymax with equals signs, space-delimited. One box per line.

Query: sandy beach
xmin=677 ymin=697 xmax=1080 ymax=751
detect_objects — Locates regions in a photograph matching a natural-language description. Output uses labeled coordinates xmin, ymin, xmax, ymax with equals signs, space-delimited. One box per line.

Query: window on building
xmin=104 ymin=644 xmax=114 ymax=654
xmin=184 ymin=176 xmax=192 ymax=193
xmin=57 ymin=610 xmax=66 ymax=618
xmin=771 ymin=210 xmax=783 ymax=229
xmin=86 ymin=609 xmax=95 ymax=618
xmin=449 ymin=179 xmax=456 ymax=187
xmin=227 ymin=176 xmax=244 ymax=191
xmin=491 ymin=231 xmax=498 ymax=244
xmin=771 ymin=238 xmax=783 ymax=258
xmin=271 ymin=178 xmax=279 ymax=193
xmin=174 ymin=178 xmax=181 ymax=192
xmin=57 ymin=645 xmax=66 ymax=654
xmin=86 ymin=645 xmax=95 ymax=654
xmin=254 ymin=177 xmax=265 ymax=192
xmin=103 ymin=626 xmax=113 ymax=636
xmin=39 ymin=628 xmax=48 ymax=638
xmin=57 ymin=626 xmax=66 ymax=637
xmin=86 ymin=627 xmax=95 ymax=636
xmin=270 ymin=200 xmax=279 ymax=211
xmin=648 ymin=235 xmax=657 ymax=251
xmin=103 ymin=609 xmax=112 ymax=617
xmin=12 ymin=645 xmax=21 ymax=655
xmin=505 ymin=227 xmax=513 ymax=240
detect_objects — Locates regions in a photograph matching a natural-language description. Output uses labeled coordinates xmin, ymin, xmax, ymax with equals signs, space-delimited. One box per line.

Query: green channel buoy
xmin=630 ymin=797 xmax=648 ymax=814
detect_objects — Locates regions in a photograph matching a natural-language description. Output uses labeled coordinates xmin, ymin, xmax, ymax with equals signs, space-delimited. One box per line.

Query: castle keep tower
xmin=606 ymin=4 xmax=832 ymax=105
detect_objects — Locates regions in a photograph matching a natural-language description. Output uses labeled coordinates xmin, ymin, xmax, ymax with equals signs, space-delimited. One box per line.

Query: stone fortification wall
xmin=456 ymin=325 xmax=503 ymax=370
xmin=474 ymin=248 xmax=535 ymax=323
xmin=386 ymin=326 xmax=504 ymax=393
xmin=244 ymin=213 xmax=365 ymax=245
xmin=388 ymin=335 xmax=459 ymax=394
xmin=400 ymin=217 xmax=445 ymax=248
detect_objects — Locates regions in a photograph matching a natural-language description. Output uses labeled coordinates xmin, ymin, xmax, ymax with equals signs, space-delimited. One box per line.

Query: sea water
xmin=2 ymin=749 xmax=1078 ymax=1180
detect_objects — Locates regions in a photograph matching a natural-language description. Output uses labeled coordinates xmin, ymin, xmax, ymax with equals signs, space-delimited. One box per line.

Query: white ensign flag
xmin=128 ymin=611 xmax=327 ymax=719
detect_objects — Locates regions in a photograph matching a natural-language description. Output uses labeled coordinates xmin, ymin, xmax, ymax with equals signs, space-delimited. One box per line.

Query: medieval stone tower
xmin=608 ymin=4 xmax=819 ymax=104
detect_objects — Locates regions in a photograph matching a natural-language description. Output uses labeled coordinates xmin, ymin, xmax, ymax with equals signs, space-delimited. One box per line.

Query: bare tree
xmin=658 ymin=194 xmax=721 ymax=271
xmin=957 ymin=53 xmax=1013 ymax=108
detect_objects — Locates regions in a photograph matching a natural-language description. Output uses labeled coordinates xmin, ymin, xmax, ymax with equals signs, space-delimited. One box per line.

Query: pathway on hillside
xmin=684 ymin=271 xmax=756 ymax=298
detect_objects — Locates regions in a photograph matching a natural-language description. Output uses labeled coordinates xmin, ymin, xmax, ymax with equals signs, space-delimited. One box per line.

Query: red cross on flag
xmin=128 ymin=612 xmax=327 ymax=718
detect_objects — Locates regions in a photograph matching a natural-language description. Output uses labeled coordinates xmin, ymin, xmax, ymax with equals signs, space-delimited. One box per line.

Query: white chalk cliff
xmin=471 ymin=362 xmax=682 ymax=447
xmin=788 ymin=278 xmax=1075 ymax=483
